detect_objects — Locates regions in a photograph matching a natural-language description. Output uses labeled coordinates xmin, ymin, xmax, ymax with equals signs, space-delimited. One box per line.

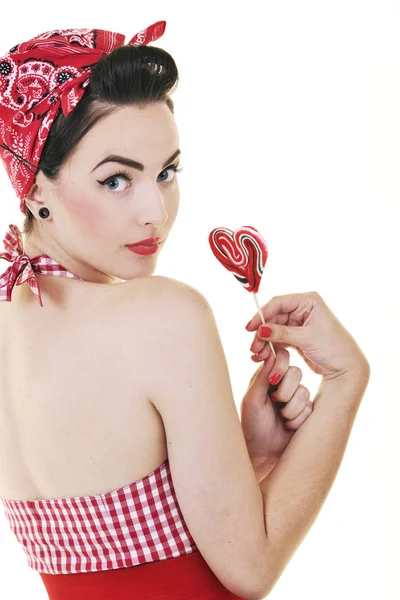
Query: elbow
xmin=243 ymin=559 xmax=276 ymax=599
xmin=254 ymin=579 xmax=274 ymax=600
xmin=248 ymin=544 xmax=281 ymax=599
xmin=245 ymin=582 xmax=272 ymax=600
xmin=229 ymin=568 xmax=273 ymax=600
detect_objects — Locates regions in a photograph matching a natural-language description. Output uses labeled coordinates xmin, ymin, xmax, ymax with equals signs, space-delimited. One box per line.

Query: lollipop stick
xmin=252 ymin=292 xmax=276 ymax=358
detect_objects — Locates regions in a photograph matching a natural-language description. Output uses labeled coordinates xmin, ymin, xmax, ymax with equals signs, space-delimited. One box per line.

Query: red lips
xmin=129 ymin=237 xmax=161 ymax=247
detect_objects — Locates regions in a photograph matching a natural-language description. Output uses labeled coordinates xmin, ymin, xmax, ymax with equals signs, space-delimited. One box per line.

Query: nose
xmin=137 ymin=187 xmax=169 ymax=228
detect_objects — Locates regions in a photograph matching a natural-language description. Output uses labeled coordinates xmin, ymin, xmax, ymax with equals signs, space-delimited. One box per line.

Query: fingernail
xmin=259 ymin=326 xmax=272 ymax=338
xmin=245 ymin=319 xmax=253 ymax=330
xmin=284 ymin=422 xmax=291 ymax=430
xmin=269 ymin=372 xmax=281 ymax=385
xmin=250 ymin=339 xmax=259 ymax=353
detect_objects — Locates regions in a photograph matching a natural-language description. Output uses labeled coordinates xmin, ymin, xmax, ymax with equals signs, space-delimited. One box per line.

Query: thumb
xmin=257 ymin=322 xmax=307 ymax=349
xmin=248 ymin=351 xmax=276 ymax=390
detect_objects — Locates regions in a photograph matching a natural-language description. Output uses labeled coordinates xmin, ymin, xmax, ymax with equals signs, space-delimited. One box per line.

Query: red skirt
xmin=39 ymin=549 xmax=247 ymax=600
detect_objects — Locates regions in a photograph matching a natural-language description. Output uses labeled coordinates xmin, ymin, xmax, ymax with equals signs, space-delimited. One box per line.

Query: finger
xmin=247 ymin=313 xmax=289 ymax=344
xmin=246 ymin=291 xmax=319 ymax=334
xmin=249 ymin=348 xmax=288 ymax=389
xmin=249 ymin=313 xmax=297 ymax=355
xmin=250 ymin=336 xmax=265 ymax=354
xmin=284 ymin=400 xmax=314 ymax=430
xmin=257 ymin=321 xmax=308 ymax=349
xmin=265 ymin=348 xmax=290 ymax=380
xmin=251 ymin=341 xmax=271 ymax=361
xmin=248 ymin=349 xmax=280 ymax=386
xmin=250 ymin=342 xmax=290 ymax=362
xmin=245 ymin=293 xmax=311 ymax=331
xmin=270 ymin=365 xmax=303 ymax=404
xmin=251 ymin=345 xmax=290 ymax=369
xmin=252 ymin=341 xmax=298 ymax=357
xmin=251 ymin=353 xmax=266 ymax=362
xmin=253 ymin=342 xmax=291 ymax=363
xmin=278 ymin=384 xmax=310 ymax=420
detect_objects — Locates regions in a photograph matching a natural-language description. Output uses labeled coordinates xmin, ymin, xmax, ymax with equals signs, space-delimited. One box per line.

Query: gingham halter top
xmin=0 ymin=223 xmax=199 ymax=574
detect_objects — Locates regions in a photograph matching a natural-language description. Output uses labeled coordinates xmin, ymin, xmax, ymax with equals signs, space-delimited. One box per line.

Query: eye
xmin=97 ymin=164 xmax=184 ymax=194
xmin=97 ymin=171 xmax=132 ymax=193
xmin=158 ymin=163 xmax=184 ymax=183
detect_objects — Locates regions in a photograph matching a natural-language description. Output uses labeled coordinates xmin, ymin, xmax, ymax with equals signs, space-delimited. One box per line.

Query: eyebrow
xmin=91 ymin=149 xmax=181 ymax=173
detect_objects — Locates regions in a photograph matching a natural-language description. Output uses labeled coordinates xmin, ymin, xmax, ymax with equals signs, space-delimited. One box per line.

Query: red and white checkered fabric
xmin=0 ymin=224 xmax=82 ymax=306
xmin=0 ymin=459 xmax=199 ymax=574
xmin=0 ymin=225 xmax=201 ymax=578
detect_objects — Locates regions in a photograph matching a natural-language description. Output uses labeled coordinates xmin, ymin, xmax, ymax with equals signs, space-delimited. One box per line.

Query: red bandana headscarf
xmin=0 ymin=20 xmax=166 ymax=212
xmin=0 ymin=21 xmax=167 ymax=306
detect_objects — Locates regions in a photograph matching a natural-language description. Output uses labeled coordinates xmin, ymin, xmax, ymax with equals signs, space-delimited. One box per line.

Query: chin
xmin=119 ymin=264 xmax=158 ymax=281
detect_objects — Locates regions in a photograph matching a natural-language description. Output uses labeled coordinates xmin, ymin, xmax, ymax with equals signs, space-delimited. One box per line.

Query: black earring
xmin=38 ymin=207 xmax=50 ymax=219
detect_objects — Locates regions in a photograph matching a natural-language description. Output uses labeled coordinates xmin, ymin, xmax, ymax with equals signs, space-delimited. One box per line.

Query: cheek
xmin=66 ymin=193 xmax=108 ymax=235
xmin=168 ymin=189 xmax=180 ymax=221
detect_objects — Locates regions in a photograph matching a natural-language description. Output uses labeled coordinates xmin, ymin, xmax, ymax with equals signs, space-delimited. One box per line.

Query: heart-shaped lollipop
xmin=208 ymin=226 xmax=268 ymax=294
xmin=208 ymin=225 xmax=276 ymax=358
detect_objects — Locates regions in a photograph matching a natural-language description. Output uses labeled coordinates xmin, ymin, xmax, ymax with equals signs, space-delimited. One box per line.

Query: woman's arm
xmin=258 ymin=368 xmax=370 ymax=595
xmin=250 ymin=456 xmax=279 ymax=485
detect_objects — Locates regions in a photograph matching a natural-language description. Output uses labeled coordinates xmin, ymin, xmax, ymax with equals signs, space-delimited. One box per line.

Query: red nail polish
xmin=284 ymin=422 xmax=291 ymax=430
xmin=269 ymin=372 xmax=281 ymax=385
xmin=245 ymin=319 xmax=253 ymax=329
xmin=259 ymin=326 xmax=272 ymax=338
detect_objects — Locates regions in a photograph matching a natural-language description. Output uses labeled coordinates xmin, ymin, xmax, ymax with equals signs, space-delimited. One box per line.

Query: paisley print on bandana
xmin=0 ymin=21 xmax=166 ymax=213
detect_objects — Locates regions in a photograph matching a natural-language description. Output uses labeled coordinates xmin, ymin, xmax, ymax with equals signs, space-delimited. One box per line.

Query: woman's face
xmin=26 ymin=102 xmax=181 ymax=283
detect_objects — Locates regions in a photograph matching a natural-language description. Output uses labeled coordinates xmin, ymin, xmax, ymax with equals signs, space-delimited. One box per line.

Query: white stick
xmin=253 ymin=292 xmax=276 ymax=358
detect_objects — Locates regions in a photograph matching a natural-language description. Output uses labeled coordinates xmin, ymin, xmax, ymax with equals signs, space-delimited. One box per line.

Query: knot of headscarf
xmin=0 ymin=21 xmax=166 ymax=214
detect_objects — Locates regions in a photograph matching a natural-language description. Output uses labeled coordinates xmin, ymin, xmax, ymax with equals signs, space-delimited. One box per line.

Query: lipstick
xmin=126 ymin=242 xmax=160 ymax=256
xmin=126 ymin=238 xmax=160 ymax=256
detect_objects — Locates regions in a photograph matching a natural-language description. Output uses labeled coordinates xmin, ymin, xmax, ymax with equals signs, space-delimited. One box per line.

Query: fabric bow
xmin=0 ymin=224 xmax=81 ymax=306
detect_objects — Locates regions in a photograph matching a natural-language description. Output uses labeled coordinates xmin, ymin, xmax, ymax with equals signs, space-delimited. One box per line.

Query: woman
xmin=0 ymin=21 xmax=370 ymax=600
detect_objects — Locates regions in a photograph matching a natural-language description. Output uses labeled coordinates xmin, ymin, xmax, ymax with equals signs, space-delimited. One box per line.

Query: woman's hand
xmin=240 ymin=347 xmax=313 ymax=469
xmin=241 ymin=291 xmax=370 ymax=474
xmin=246 ymin=291 xmax=370 ymax=379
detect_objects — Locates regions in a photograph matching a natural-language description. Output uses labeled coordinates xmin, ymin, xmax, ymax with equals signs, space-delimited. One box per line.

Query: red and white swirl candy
xmin=208 ymin=225 xmax=275 ymax=358
xmin=208 ymin=225 xmax=268 ymax=294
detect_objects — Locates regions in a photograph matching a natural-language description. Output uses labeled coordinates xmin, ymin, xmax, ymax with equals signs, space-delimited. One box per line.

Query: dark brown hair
xmin=22 ymin=43 xmax=178 ymax=237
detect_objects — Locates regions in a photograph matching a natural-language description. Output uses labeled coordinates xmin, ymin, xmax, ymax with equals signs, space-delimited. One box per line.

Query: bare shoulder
xmin=120 ymin=275 xmax=208 ymax=316
xmin=120 ymin=274 xmax=200 ymax=295
xmin=147 ymin=275 xmax=205 ymax=298
xmin=116 ymin=275 xmax=211 ymax=356
xmin=149 ymin=276 xmax=213 ymax=337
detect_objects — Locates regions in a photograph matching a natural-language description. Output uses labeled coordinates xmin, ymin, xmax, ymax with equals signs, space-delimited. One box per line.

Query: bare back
xmin=0 ymin=274 xmax=167 ymax=502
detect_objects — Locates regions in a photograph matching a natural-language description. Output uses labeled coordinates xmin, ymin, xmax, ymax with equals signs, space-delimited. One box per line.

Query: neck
xmin=22 ymin=235 xmax=120 ymax=285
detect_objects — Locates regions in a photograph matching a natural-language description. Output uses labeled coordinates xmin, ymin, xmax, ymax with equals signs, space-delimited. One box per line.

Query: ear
xmin=24 ymin=176 xmax=45 ymax=215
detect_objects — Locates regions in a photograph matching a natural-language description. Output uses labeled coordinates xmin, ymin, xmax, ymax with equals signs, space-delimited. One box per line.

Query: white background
xmin=0 ymin=1 xmax=398 ymax=598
